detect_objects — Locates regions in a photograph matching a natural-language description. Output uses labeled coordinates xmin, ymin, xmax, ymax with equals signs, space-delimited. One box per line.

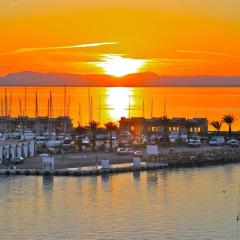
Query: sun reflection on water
xmin=106 ymin=88 xmax=134 ymax=121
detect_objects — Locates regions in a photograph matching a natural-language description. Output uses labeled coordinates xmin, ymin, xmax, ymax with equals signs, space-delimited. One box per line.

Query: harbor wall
xmin=152 ymin=148 xmax=240 ymax=168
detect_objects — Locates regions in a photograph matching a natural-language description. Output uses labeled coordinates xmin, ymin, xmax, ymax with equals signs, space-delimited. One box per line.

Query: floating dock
xmin=0 ymin=162 xmax=168 ymax=177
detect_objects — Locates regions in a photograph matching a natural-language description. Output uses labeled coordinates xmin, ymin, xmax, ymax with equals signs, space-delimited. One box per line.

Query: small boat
xmin=46 ymin=140 xmax=62 ymax=148
xmin=46 ymin=140 xmax=62 ymax=154
xmin=2 ymin=133 xmax=10 ymax=141
xmin=21 ymin=130 xmax=35 ymax=141
xmin=35 ymin=136 xmax=48 ymax=147
xmin=62 ymin=138 xmax=75 ymax=152
xmin=11 ymin=129 xmax=22 ymax=139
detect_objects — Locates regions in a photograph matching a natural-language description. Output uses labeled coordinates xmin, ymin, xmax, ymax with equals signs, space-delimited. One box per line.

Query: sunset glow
xmin=95 ymin=55 xmax=146 ymax=77
xmin=2 ymin=2 xmax=240 ymax=239
xmin=0 ymin=1 xmax=240 ymax=127
xmin=1 ymin=0 xmax=240 ymax=76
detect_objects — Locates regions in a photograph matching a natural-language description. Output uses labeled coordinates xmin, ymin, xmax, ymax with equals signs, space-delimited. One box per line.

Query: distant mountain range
xmin=1 ymin=71 xmax=240 ymax=87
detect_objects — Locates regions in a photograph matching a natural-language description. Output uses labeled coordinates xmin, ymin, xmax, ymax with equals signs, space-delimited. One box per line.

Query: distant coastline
xmin=1 ymin=71 xmax=240 ymax=87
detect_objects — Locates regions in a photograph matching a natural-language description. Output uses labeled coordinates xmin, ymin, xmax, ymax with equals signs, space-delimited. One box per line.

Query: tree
xmin=74 ymin=124 xmax=85 ymax=151
xmin=89 ymin=121 xmax=99 ymax=151
xmin=222 ymin=114 xmax=236 ymax=138
xmin=209 ymin=121 xmax=222 ymax=133
xmin=104 ymin=122 xmax=118 ymax=152
xmin=160 ymin=116 xmax=170 ymax=142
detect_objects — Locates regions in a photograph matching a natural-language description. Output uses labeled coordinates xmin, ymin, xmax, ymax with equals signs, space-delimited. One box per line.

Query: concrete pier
xmin=0 ymin=162 xmax=168 ymax=177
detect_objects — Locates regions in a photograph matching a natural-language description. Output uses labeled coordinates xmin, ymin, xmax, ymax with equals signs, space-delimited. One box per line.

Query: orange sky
xmin=0 ymin=86 xmax=239 ymax=130
xmin=1 ymin=0 xmax=240 ymax=77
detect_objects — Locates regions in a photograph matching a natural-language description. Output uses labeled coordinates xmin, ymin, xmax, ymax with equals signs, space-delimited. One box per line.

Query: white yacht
xmin=21 ymin=130 xmax=35 ymax=141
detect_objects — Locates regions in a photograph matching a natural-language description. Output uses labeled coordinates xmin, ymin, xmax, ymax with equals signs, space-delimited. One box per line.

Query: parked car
xmin=209 ymin=136 xmax=225 ymax=146
xmin=11 ymin=157 xmax=24 ymax=164
xmin=226 ymin=139 xmax=240 ymax=147
xmin=134 ymin=150 xmax=143 ymax=157
xmin=226 ymin=139 xmax=240 ymax=145
xmin=188 ymin=139 xmax=201 ymax=147
xmin=125 ymin=148 xmax=134 ymax=154
xmin=230 ymin=142 xmax=240 ymax=147
xmin=117 ymin=148 xmax=127 ymax=155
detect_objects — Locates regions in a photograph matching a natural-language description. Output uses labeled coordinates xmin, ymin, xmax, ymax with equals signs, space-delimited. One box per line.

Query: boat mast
xmin=35 ymin=90 xmax=39 ymax=118
xmin=90 ymin=96 xmax=93 ymax=122
xmin=78 ymin=103 xmax=82 ymax=126
xmin=35 ymin=90 xmax=39 ymax=135
xmin=63 ymin=86 xmax=66 ymax=117
xmin=98 ymin=95 xmax=101 ymax=125
xmin=50 ymin=90 xmax=53 ymax=118
xmin=24 ymin=88 xmax=27 ymax=117
xmin=163 ymin=97 xmax=167 ymax=116
xmin=142 ymin=99 xmax=145 ymax=118
xmin=68 ymin=95 xmax=70 ymax=117
xmin=4 ymin=88 xmax=7 ymax=116
xmin=88 ymin=88 xmax=91 ymax=122
xmin=128 ymin=95 xmax=131 ymax=118
xmin=19 ymin=98 xmax=22 ymax=117
xmin=47 ymin=98 xmax=50 ymax=118
xmin=9 ymin=91 xmax=12 ymax=116
xmin=151 ymin=98 xmax=153 ymax=118
xmin=47 ymin=91 xmax=52 ymax=136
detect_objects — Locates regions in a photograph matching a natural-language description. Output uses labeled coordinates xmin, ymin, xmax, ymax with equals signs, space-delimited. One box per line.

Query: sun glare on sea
xmin=96 ymin=55 xmax=146 ymax=77
xmin=106 ymin=88 xmax=134 ymax=120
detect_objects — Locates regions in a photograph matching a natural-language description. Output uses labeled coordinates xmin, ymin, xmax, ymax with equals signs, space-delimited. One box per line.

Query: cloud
xmin=177 ymin=50 xmax=240 ymax=58
xmin=0 ymin=42 xmax=118 ymax=56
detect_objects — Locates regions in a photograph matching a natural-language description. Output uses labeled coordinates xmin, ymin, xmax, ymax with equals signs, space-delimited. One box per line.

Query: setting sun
xmin=95 ymin=55 xmax=146 ymax=77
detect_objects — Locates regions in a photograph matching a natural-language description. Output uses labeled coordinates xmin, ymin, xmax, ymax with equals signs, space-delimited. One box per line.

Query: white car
xmin=209 ymin=137 xmax=225 ymax=146
xmin=188 ymin=139 xmax=201 ymax=147
xmin=134 ymin=150 xmax=143 ymax=157
xmin=125 ymin=148 xmax=134 ymax=154
xmin=226 ymin=139 xmax=239 ymax=145
xmin=11 ymin=157 xmax=24 ymax=164
xmin=226 ymin=139 xmax=240 ymax=147
xmin=117 ymin=148 xmax=127 ymax=155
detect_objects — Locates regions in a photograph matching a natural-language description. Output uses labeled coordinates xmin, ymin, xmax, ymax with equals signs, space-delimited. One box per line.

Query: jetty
xmin=1 ymin=146 xmax=240 ymax=177
xmin=0 ymin=162 xmax=168 ymax=176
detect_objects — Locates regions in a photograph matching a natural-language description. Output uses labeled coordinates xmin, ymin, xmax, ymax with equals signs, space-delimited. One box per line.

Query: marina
xmin=2 ymin=0 xmax=240 ymax=238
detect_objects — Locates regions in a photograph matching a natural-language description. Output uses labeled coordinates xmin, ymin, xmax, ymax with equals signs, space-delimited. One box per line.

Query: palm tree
xmin=104 ymin=122 xmax=118 ymax=152
xmin=89 ymin=120 xmax=99 ymax=151
xmin=74 ymin=124 xmax=85 ymax=151
xmin=160 ymin=116 xmax=170 ymax=142
xmin=209 ymin=121 xmax=222 ymax=133
xmin=222 ymin=114 xmax=236 ymax=138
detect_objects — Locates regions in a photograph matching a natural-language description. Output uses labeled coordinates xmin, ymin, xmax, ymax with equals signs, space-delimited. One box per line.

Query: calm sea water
xmin=0 ymin=165 xmax=240 ymax=239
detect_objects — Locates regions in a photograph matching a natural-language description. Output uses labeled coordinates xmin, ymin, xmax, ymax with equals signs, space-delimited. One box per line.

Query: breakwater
xmin=156 ymin=147 xmax=240 ymax=168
